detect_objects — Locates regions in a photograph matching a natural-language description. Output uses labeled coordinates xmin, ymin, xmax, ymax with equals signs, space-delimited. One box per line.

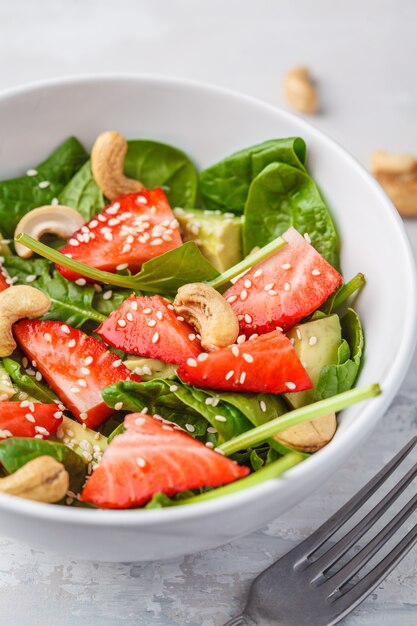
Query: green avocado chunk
xmin=173 ymin=208 xmax=243 ymax=272
xmin=285 ymin=314 xmax=342 ymax=408
xmin=123 ymin=357 xmax=177 ymax=381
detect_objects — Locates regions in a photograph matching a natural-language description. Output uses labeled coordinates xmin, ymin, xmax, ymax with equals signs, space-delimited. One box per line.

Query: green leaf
xmin=107 ymin=423 xmax=125 ymax=443
xmin=209 ymin=390 xmax=287 ymax=427
xmin=0 ymin=137 xmax=88 ymax=238
xmin=59 ymin=161 xmax=105 ymax=220
xmin=243 ymin=162 xmax=339 ymax=266
xmin=3 ymin=357 xmax=58 ymax=403
xmin=124 ymin=140 xmax=198 ymax=208
xmin=314 ymin=308 xmax=365 ymax=400
xmin=321 ymin=273 xmax=366 ymax=315
xmin=200 ymin=138 xmax=306 ymax=214
xmin=0 ymin=437 xmax=86 ymax=493
xmin=3 ymin=256 xmax=106 ymax=327
xmin=93 ymin=288 xmax=134 ymax=317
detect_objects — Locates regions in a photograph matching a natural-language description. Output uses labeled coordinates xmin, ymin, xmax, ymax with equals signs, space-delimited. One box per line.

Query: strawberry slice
xmin=0 ymin=266 xmax=9 ymax=292
xmin=13 ymin=320 xmax=140 ymax=429
xmin=0 ymin=401 xmax=63 ymax=440
xmin=57 ymin=189 xmax=182 ymax=282
xmin=177 ymin=329 xmax=312 ymax=394
xmin=80 ymin=412 xmax=249 ymax=508
xmin=224 ymin=227 xmax=342 ymax=335
xmin=97 ymin=294 xmax=203 ymax=364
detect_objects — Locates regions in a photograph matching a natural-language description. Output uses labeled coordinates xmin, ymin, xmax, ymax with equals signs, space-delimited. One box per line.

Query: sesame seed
xmin=239 ymin=372 xmax=246 ymax=384
xmin=290 ymin=337 xmax=295 ymax=345
xmin=112 ymin=359 xmax=122 ymax=368
xmin=205 ymin=441 xmax=214 ymax=449
xmin=130 ymin=301 xmax=138 ymax=311
xmin=61 ymin=325 xmax=71 ymax=334
xmin=284 ymin=282 xmax=291 ymax=292
xmin=285 ymin=381 xmax=296 ymax=390
xmin=211 ymin=398 xmax=220 ymax=407
xmin=225 ymin=370 xmax=234 ymax=380
xmin=116 ymin=263 xmax=128 ymax=271
xmin=136 ymin=195 xmax=147 ymax=204
xmin=26 ymin=168 xmax=38 ymax=176
xmin=248 ymin=333 xmax=258 ymax=341
xmin=167 ymin=303 xmax=175 ymax=310
xmin=169 ymin=385 xmax=178 ymax=392
xmin=104 ymin=233 xmax=113 ymax=242
xmin=38 ymin=181 xmax=50 ymax=189
xmin=117 ymin=319 xmax=127 ymax=328
xmin=147 ymin=319 xmax=157 ymax=327
xmin=311 ymin=269 xmax=321 ymax=276
xmin=143 ymin=308 xmax=152 ymax=314
xmin=207 ymin=426 xmax=217 ymax=434
xmin=264 ymin=282 xmax=274 ymax=291
xmin=25 ymin=413 xmax=35 ymax=423
xmin=135 ymin=417 xmax=145 ymax=426
xmin=242 ymin=353 xmax=254 ymax=363
xmin=43 ymin=333 xmax=52 ymax=342
xmin=244 ymin=278 xmax=252 ymax=289
xmin=176 ymin=316 xmax=184 ymax=322
xmin=309 ymin=336 xmax=318 ymax=346
xmin=115 ymin=402 xmax=124 ymax=411
xmin=70 ymin=386 xmax=80 ymax=394
xmin=122 ymin=244 xmax=131 ymax=254
xmin=151 ymin=238 xmax=163 ymax=246
xmin=35 ymin=372 xmax=42 ymax=382
xmin=260 ymin=400 xmax=267 ymax=412
xmin=197 ymin=353 xmax=209 ymax=362
xmin=240 ymin=289 xmax=248 ymax=301
xmin=215 ymin=415 xmax=227 ymax=423
xmin=253 ymin=269 xmax=263 ymax=278
xmin=205 ymin=397 xmax=213 ymax=405
xmin=231 ymin=346 xmax=239 ymax=357
xmin=108 ymin=218 xmax=120 ymax=227
xmin=268 ymin=290 xmax=277 ymax=296
xmin=53 ymin=411 xmax=63 ymax=419
xmin=25 ymin=275 xmax=37 ymax=283
xmin=156 ymin=311 xmax=163 ymax=320
xmin=226 ymin=295 xmax=237 ymax=303
xmin=244 ymin=314 xmax=252 ymax=324
xmin=185 ymin=423 xmax=196 ymax=433
xmin=152 ymin=331 xmax=159 ymax=344
xmin=75 ymin=278 xmax=87 ymax=286
xmin=80 ymin=412 xmax=88 ymax=421
xmin=187 ymin=358 xmax=197 ymax=367
xmin=296 ymin=329 xmax=302 ymax=340
xmin=281 ymin=263 xmax=292 ymax=270
xmin=188 ymin=333 xmax=196 ymax=341
xmin=85 ymin=356 xmax=93 ymax=366
xmin=304 ymin=233 xmax=312 ymax=243
xmin=276 ymin=326 xmax=283 ymax=332
xmin=77 ymin=379 xmax=87 ymax=388
xmin=68 ymin=339 xmax=76 ymax=348
xmin=126 ymin=312 xmax=134 ymax=322
xmin=237 ymin=335 xmax=246 ymax=344
xmin=102 ymin=290 xmax=113 ymax=300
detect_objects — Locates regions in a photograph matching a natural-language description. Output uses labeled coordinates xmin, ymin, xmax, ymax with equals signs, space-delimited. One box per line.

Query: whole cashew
xmin=274 ymin=413 xmax=336 ymax=453
xmin=370 ymin=150 xmax=417 ymax=217
xmin=0 ymin=456 xmax=69 ymax=503
xmin=0 ymin=286 xmax=51 ymax=357
xmin=284 ymin=66 xmax=318 ymax=114
xmin=174 ymin=283 xmax=239 ymax=351
xmin=91 ymin=131 xmax=145 ymax=200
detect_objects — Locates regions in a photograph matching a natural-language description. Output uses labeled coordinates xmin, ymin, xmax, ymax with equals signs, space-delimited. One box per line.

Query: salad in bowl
xmin=0 ymin=130 xmax=379 ymax=510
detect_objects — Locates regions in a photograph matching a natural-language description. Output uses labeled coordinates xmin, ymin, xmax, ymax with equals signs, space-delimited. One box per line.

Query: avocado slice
xmin=123 ymin=356 xmax=177 ymax=381
xmin=54 ymin=416 xmax=108 ymax=460
xmin=174 ymin=208 xmax=243 ymax=272
xmin=0 ymin=362 xmax=15 ymax=401
xmin=275 ymin=315 xmax=342 ymax=452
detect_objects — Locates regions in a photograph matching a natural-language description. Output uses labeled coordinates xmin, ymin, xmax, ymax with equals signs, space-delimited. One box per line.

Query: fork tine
xmin=324 ymin=492 xmax=417 ymax=593
xmin=293 ymin=437 xmax=417 ymax=564
xmin=308 ymin=459 xmax=417 ymax=578
xmin=332 ymin=521 xmax=417 ymax=618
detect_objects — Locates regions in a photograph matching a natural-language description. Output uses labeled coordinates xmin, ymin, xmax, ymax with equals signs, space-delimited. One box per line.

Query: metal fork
xmin=224 ymin=437 xmax=417 ymax=626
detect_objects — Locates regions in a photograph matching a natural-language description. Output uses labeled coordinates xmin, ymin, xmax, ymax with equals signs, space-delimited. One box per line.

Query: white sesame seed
xmin=152 ymin=331 xmax=159 ymax=344
xmin=115 ymin=402 xmax=124 ymax=411
xmin=225 ymin=370 xmax=234 ymax=380
xmin=244 ymin=314 xmax=252 ymax=324
xmin=187 ymin=358 xmax=197 ymax=367
xmin=176 ymin=316 xmax=184 ymax=322
xmin=304 ymin=233 xmax=311 ymax=243
xmin=112 ymin=359 xmax=122 ymax=368
xmin=25 ymin=413 xmax=35 ymax=423
xmin=169 ymin=385 xmax=178 ymax=392
xmin=309 ymin=336 xmax=318 ymax=346
xmin=156 ymin=310 xmax=163 ymax=320
xmin=205 ymin=397 xmax=213 ymax=405
xmin=285 ymin=381 xmax=296 ymax=390
xmin=264 ymin=282 xmax=274 ymax=291
xmin=207 ymin=426 xmax=217 ymax=434
xmin=85 ymin=356 xmax=93 ymax=366
xmin=35 ymin=372 xmax=42 ymax=382
xmin=268 ymin=290 xmax=277 ymax=296
xmin=197 ymin=353 xmax=209 ymax=362
xmin=185 ymin=423 xmax=196 ymax=433
xmin=122 ymin=244 xmax=132 ymax=254
xmin=239 ymin=371 xmax=247 ymax=384
xmin=188 ymin=333 xmax=196 ymax=341
xmin=102 ymin=290 xmax=113 ymax=301
xmin=205 ymin=441 xmax=214 ymax=449
xmin=253 ymin=269 xmax=263 ymax=278
xmin=117 ymin=319 xmax=127 ymax=328
xmin=135 ymin=417 xmax=145 ymax=426
xmin=260 ymin=400 xmax=267 ymax=412
xmin=284 ymin=282 xmax=291 ymax=292
xmin=68 ymin=339 xmax=76 ymax=348
xmin=242 ymin=353 xmax=254 ymax=363
xmin=142 ymin=307 xmax=152 ymax=315
xmin=38 ymin=181 xmax=50 ymax=189
xmin=311 ymin=269 xmax=321 ymax=276
xmin=104 ymin=233 xmax=113 ymax=242
xmin=147 ymin=319 xmax=157 ymax=327
xmin=77 ymin=379 xmax=87 ymax=388
xmin=276 ymin=326 xmax=283 ymax=332
xmin=167 ymin=303 xmax=175 ymax=310
xmin=290 ymin=337 xmax=295 ymax=345
xmin=215 ymin=415 xmax=227 ymax=423
xmin=237 ymin=335 xmax=246 ymax=344
xmin=116 ymin=263 xmax=128 ymax=271
xmin=226 ymin=295 xmax=237 ymax=303
xmin=75 ymin=278 xmax=87 ymax=286
xmin=26 ymin=168 xmax=38 ymax=176
xmin=231 ymin=346 xmax=239 ymax=357
xmin=70 ymin=387 xmax=80 ymax=393
xmin=151 ymin=238 xmax=163 ymax=246
xmin=25 ymin=274 xmax=37 ymax=283
xmin=61 ymin=325 xmax=70 ymax=334
xmin=53 ymin=411 xmax=63 ymax=419
xmin=240 ymin=289 xmax=248 ymax=301
xmin=281 ymin=263 xmax=292 ymax=270
xmin=244 ymin=278 xmax=252 ymax=289
xmin=130 ymin=301 xmax=138 ymax=311
xmin=126 ymin=312 xmax=134 ymax=322
xmin=80 ymin=412 xmax=88 ymax=420
xmin=248 ymin=333 xmax=259 ymax=341
xmin=43 ymin=333 xmax=52 ymax=342
xmin=296 ymin=329 xmax=302 ymax=340
xmin=136 ymin=195 xmax=147 ymax=204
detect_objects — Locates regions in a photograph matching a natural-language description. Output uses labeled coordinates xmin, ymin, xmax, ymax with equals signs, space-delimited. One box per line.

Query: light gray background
xmin=0 ymin=1 xmax=416 ymax=624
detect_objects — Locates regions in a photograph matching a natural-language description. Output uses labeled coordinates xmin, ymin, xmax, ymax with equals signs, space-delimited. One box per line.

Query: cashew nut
xmin=91 ymin=131 xmax=145 ymax=200
xmin=0 ymin=456 xmax=69 ymax=503
xmin=173 ymin=283 xmax=239 ymax=351
xmin=370 ymin=150 xmax=417 ymax=217
xmin=283 ymin=66 xmax=318 ymax=114
xmin=0 ymin=286 xmax=51 ymax=357
xmin=275 ymin=412 xmax=336 ymax=453
xmin=14 ymin=205 xmax=86 ymax=259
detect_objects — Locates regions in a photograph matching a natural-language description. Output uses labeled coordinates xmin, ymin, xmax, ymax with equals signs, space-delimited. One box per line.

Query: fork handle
xmin=223 ymin=615 xmax=256 ymax=626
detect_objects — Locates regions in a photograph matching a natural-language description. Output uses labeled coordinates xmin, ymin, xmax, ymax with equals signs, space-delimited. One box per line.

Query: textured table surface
xmin=0 ymin=1 xmax=416 ymax=624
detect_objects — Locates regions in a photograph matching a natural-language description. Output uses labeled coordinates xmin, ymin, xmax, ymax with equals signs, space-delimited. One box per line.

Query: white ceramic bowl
xmin=0 ymin=75 xmax=416 ymax=562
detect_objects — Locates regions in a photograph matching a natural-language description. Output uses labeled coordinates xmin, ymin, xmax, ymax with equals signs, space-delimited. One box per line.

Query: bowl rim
xmin=0 ymin=72 xmax=416 ymax=526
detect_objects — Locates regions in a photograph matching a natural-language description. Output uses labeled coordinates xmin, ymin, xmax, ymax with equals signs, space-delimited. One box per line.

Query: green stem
xmin=209 ymin=236 xmax=286 ymax=289
xmin=177 ymin=452 xmax=303 ymax=505
xmin=219 ymin=383 xmax=381 ymax=456
xmin=331 ymin=273 xmax=366 ymax=312
xmin=16 ymin=234 xmax=136 ymax=289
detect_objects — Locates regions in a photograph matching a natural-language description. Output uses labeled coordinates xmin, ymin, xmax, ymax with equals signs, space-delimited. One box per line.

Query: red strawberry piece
xmin=0 ymin=266 xmax=10 ymax=292
xmin=0 ymin=401 xmax=63 ymax=440
xmin=13 ymin=320 xmax=141 ymax=429
xmin=97 ymin=294 xmax=203 ymax=364
xmin=224 ymin=227 xmax=342 ymax=336
xmin=80 ymin=412 xmax=249 ymax=509
xmin=177 ymin=329 xmax=312 ymax=394
xmin=57 ymin=189 xmax=182 ymax=282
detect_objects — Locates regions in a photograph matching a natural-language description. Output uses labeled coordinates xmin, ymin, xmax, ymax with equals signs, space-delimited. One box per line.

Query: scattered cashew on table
xmin=370 ymin=150 xmax=417 ymax=217
xmin=283 ymin=66 xmax=319 ymax=115
xmin=0 ymin=285 xmax=51 ymax=357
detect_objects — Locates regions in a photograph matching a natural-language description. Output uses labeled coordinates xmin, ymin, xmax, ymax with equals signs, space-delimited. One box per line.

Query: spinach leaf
xmin=3 ymin=357 xmax=58 ymax=403
xmin=124 ymin=140 xmax=198 ymax=208
xmin=93 ymin=288 xmax=133 ymax=317
xmin=321 ymin=273 xmax=366 ymax=315
xmin=0 ymin=137 xmax=88 ymax=238
xmin=199 ymin=138 xmax=306 ymax=214
xmin=59 ymin=161 xmax=105 ymax=220
xmin=208 ymin=390 xmax=287 ymax=428
xmin=3 ymin=256 xmax=105 ymax=327
xmin=243 ymin=162 xmax=339 ymax=267
xmin=314 ymin=308 xmax=364 ymax=400
xmin=0 ymin=437 xmax=86 ymax=493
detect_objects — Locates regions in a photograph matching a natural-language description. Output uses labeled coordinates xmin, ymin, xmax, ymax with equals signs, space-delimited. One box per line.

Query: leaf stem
xmin=332 ymin=272 xmax=366 ymax=311
xmin=209 ymin=236 xmax=286 ymax=289
xmin=177 ymin=452 xmax=303 ymax=505
xmin=219 ymin=383 xmax=381 ymax=456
